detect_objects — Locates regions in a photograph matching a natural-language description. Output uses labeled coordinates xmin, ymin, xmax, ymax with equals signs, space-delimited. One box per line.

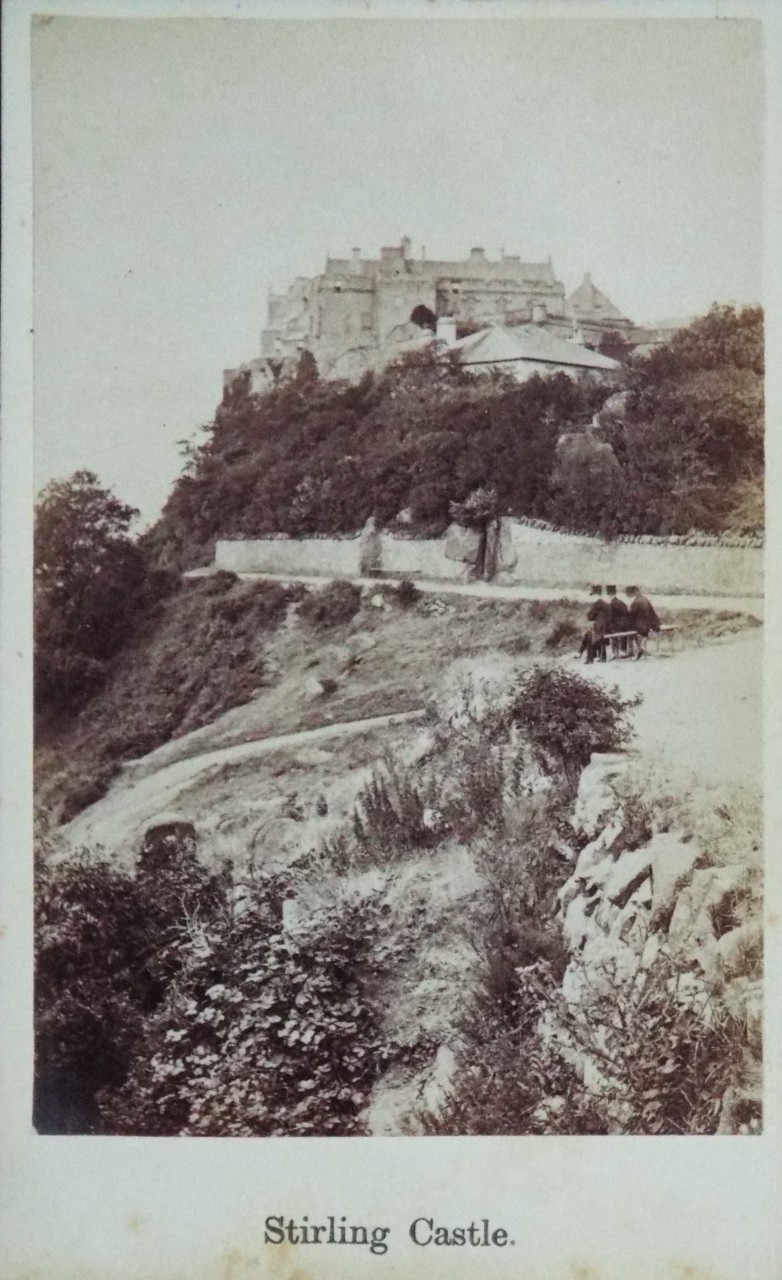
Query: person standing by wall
xmin=359 ymin=514 xmax=382 ymax=577
xmin=627 ymin=584 xmax=661 ymax=658
xmin=585 ymin=584 xmax=610 ymax=663
xmin=607 ymin=584 xmax=631 ymax=658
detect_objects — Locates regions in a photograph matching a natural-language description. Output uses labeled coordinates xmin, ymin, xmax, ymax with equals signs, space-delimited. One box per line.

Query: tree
xmin=547 ymin=433 xmax=623 ymax=531
xmin=35 ymin=471 xmax=145 ymax=710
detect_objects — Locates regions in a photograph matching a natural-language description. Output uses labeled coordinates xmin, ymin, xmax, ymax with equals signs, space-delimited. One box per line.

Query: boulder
xmin=713 ymin=919 xmax=763 ymax=981
xmin=604 ymin=847 xmax=653 ymax=908
xmin=647 ymin=832 xmax=701 ymax=921
xmin=562 ymin=894 xmax=594 ymax=952
xmin=139 ymin=814 xmax=197 ymax=864
xmin=571 ymin=753 xmax=631 ymax=839
xmin=444 ymin=522 xmax=482 ymax=565
xmin=556 ymin=835 xmax=616 ymax=915
xmin=611 ymin=879 xmax=653 ymax=952
xmin=667 ymin=865 xmax=752 ymax=958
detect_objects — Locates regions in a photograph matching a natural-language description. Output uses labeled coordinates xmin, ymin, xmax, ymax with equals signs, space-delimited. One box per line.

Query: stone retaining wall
xmin=215 ymin=518 xmax=763 ymax=598
xmin=506 ymin=522 xmax=762 ymax=596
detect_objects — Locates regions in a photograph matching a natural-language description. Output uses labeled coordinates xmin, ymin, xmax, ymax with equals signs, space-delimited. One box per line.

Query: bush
xmin=298 ymin=579 xmax=362 ymax=629
xmin=350 ymin=763 xmax=437 ymax=862
xmin=394 ymin=577 xmax=421 ymax=608
xmin=196 ymin=569 xmax=239 ymax=595
xmin=35 ymin=832 xmax=393 ymax=1136
xmin=508 ymin=666 xmax=638 ymax=778
xmin=35 ymin=650 xmax=108 ymax=712
xmin=100 ymin=897 xmax=392 ymax=1137
xmin=545 ymin=619 xmax=580 ymax=649
xmin=428 ymin=652 xmax=518 ymax=734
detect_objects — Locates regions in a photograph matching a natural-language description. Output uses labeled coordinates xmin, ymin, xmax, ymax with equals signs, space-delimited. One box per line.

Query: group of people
xmin=579 ymin=584 xmax=661 ymax=663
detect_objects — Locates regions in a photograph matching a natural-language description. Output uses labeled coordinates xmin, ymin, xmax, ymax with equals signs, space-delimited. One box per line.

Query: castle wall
xmin=253 ymin=245 xmax=639 ymax=382
xmin=376 ymin=278 xmax=438 ymax=342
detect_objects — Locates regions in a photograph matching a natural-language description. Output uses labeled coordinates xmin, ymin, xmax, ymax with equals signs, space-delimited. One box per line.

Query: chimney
xmin=401 ymin=235 xmax=412 ymax=258
xmin=436 ymin=316 xmax=457 ymax=347
xmin=350 ymin=247 xmax=362 ymax=274
xmin=470 ymin=246 xmax=486 ymax=260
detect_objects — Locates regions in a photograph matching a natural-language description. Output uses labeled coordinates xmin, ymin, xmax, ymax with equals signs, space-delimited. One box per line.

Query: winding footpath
xmin=185 ymin=566 xmax=764 ymax=620
xmin=62 ymin=630 xmax=763 ymax=860
xmin=62 ymin=710 xmax=423 ymax=854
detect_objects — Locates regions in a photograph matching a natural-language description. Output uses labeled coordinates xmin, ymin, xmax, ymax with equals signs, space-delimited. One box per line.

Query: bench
xmin=602 ymin=625 xmax=678 ymax=656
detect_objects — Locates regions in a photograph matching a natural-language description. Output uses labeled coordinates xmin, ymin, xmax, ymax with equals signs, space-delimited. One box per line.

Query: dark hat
xmin=626 ymin=585 xmax=639 ymax=594
xmin=588 ymin=583 xmax=603 ymax=595
xmin=606 ymin=584 xmax=617 ymax=595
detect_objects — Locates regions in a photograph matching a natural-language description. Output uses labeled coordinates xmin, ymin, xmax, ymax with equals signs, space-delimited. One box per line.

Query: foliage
xmin=36 ymin=577 xmax=298 ymax=822
xmin=507 ymin=666 xmax=638 ymax=779
xmin=142 ymin=304 xmax=763 ymax=574
xmin=35 ymin=835 xmax=392 ymax=1136
xmin=547 ymin=435 xmax=624 ymax=533
xmin=350 ymin=762 xmax=438 ymax=862
xmin=546 ymin=953 xmax=758 ymax=1135
xmin=298 ymin=579 xmax=362 ymax=629
xmin=394 ymin=577 xmax=421 ymax=608
xmin=101 ymin=898 xmax=390 ymax=1137
xmin=34 ymin=836 xmax=228 ymax=1134
xmin=449 ymin=485 xmax=500 ymax=526
xmin=597 ymin=305 xmax=765 ymax=536
xmin=35 ymin=471 xmax=146 ymax=712
xmin=145 ymin=358 xmax=605 ymax=567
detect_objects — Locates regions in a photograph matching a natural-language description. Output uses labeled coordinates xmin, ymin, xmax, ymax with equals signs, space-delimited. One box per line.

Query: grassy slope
xmin=35 ymin=574 xmax=759 ymax=825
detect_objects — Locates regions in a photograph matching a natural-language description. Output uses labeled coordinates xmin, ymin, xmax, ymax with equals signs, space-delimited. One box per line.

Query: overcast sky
xmin=32 ymin=15 xmax=764 ymax=524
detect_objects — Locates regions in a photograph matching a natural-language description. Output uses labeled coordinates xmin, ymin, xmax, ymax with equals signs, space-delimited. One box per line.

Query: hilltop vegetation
xmin=143 ymin=304 xmax=763 ymax=571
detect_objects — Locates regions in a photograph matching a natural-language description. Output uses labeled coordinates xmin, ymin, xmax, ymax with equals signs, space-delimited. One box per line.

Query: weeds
xmin=298 ymin=580 xmax=362 ymax=629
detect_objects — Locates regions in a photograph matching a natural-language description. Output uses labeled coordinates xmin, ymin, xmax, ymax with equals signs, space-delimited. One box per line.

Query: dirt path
xmin=62 ymin=631 xmax=762 ymax=858
xmin=581 ymin=629 xmax=762 ymax=789
xmin=62 ymin=710 xmax=423 ymax=854
xmin=185 ymin=567 xmax=764 ymax=619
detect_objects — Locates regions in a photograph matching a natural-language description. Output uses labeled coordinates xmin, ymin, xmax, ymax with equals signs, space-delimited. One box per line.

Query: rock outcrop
xmin=553 ymin=753 xmax=762 ymax=1132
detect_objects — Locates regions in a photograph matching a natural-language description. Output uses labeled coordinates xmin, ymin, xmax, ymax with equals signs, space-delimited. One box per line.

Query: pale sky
xmin=32 ymin=15 xmax=764 ymax=524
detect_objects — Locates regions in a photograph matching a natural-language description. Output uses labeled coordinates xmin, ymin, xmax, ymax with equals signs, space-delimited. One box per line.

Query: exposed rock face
xmin=571 ymin=752 xmax=633 ymax=839
xmin=554 ymin=751 xmax=762 ymax=1133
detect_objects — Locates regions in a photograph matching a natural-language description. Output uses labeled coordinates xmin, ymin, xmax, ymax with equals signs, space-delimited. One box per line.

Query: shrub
xmin=545 ymin=619 xmax=580 ymax=649
xmin=423 ymin=947 xmax=757 ymax=1136
xmin=394 ymin=577 xmax=421 ymax=608
xmin=99 ymin=895 xmax=392 ymax=1137
xmin=298 ymin=579 xmax=362 ymax=629
xmin=35 ymin=650 xmax=108 ymax=712
xmin=507 ymin=666 xmax=638 ymax=778
xmin=35 ymin=834 xmax=393 ymax=1136
xmin=196 ymin=569 xmax=239 ymax=595
xmin=351 ymin=764 xmax=436 ymax=861
xmin=428 ymin=653 xmax=518 ymax=734
xmin=34 ymin=832 xmax=231 ymax=1133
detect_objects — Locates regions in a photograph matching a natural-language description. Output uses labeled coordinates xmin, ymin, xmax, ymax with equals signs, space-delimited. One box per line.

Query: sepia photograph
xmin=28 ymin=10 xmax=766 ymax=1149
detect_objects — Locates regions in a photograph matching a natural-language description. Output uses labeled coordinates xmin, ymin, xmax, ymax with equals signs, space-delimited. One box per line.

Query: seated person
xmin=627 ymin=585 xmax=661 ymax=657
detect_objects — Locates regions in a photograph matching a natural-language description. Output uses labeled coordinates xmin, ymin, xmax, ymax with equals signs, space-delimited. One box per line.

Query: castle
xmin=224 ymin=237 xmax=647 ymax=391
